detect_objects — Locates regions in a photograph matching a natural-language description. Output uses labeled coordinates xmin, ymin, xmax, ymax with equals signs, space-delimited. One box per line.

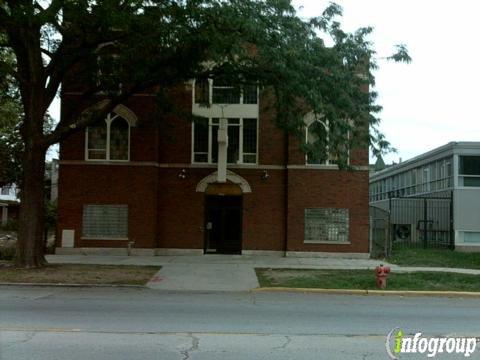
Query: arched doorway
xmin=197 ymin=172 xmax=251 ymax=254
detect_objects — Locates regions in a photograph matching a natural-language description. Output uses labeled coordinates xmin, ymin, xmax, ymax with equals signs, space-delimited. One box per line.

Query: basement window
xmin=304 ymin=208 xmax=349 ymax=243
xmin=82 ymin=205 xmax=128 ymax=239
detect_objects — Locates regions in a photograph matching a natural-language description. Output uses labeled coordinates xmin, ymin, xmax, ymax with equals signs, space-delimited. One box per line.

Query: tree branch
xmin=0 ymin=4 xmax=11 ymax=31
xmin=43 ymin=29 xmax=134 ymax=113
xmin=35 ymin=0 xmax=64 ymax=26
xmin=42 ymin=84 xmax=141 ymax=147
xmin=40 ymin=47 xmax=54 ymax=58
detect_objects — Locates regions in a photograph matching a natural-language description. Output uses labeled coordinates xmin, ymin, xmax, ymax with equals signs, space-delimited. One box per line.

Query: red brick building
xmin=57 ymin=80 xmax=369 ymax=256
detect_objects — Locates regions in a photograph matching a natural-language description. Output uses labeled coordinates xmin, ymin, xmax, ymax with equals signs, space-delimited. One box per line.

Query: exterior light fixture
xmin=178 ymin=169 xmax=187 ymax=179
xmin=261 ymin=169 xmax=269 ymax=181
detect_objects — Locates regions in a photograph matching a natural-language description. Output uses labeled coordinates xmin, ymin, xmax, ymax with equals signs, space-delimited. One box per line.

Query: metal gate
xmin=370 ymin=192 xmax=454 ymax=257
xmin=370 ymin=206 xmax=391 ymax=258
xmin=389 ymin=195 xmax=454 ymax=250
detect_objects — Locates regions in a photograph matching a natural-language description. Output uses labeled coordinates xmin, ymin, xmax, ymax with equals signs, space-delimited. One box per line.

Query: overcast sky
xmin=294 ymin=0 xmax=480 ymax=164
xmin=49 ymin=1 xmax=479 ymax=164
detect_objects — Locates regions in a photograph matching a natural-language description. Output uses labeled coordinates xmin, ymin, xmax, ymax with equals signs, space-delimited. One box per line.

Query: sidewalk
xmin=45 ymin=254 xmax=480 ymax=292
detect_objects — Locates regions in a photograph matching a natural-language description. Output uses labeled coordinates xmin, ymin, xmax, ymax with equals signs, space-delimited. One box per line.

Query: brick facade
xmin=57 ymin=84 xmax=369 ymax=254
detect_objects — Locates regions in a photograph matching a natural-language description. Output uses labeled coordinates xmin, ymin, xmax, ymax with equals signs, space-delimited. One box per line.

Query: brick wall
xmin=57 ymin=84 xmax=369 ymax=254
xmin=286 ymin=169 xmax=369 ymax=253
xmin=57 ymin=165 xmax=159 ymax=248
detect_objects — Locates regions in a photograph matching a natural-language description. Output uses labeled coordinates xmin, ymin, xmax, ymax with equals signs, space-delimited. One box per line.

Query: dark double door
xmin=204 ymin=196 xmax=242 ymax=254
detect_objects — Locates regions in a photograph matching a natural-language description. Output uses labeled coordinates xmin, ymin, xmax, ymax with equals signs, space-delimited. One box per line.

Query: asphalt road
xmin=1 ymin=286 xmax=480 ymax=359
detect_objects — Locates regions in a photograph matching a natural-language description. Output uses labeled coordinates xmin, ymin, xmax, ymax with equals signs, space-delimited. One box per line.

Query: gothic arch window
xmin=305 ymin=118 xmax=329 ymax=165
xmin=86 ymin=111 xmax=132 ymax=161
xmin=304 ymin=112 xmax=348 ymax=166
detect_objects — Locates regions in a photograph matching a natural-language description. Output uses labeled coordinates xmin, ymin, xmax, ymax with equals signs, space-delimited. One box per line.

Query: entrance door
xmin=204 ymin=196 xmax=242 ymax=254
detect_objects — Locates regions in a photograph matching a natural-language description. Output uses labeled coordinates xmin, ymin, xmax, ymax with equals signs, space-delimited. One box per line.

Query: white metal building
xmin=370 ymin=142 xmax=480 ymax=252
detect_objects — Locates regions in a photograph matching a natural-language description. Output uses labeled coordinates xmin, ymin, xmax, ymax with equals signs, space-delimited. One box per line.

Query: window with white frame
xmin=86 ymin=112 xmax=130 ymax=161
xmin=82 ymin=204 xmax=128 ymax=239
xmin=194 ymin=79 xmax=258 ymax=105
xmin=192 ymin=117 xmax=258 ymax=164
xmin=459 ymin=156 xmax=480 ymax=187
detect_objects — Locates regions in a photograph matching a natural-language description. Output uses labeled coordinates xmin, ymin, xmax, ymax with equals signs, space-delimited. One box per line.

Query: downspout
xmin=283 ymin=129 xmax=289 ymax=257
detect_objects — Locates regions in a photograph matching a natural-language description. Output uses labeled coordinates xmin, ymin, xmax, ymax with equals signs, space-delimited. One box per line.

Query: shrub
xmin=0 ymin=220 xmax=18 ymax=231
xmin=0 ymin=245 xmax=15 ymax=260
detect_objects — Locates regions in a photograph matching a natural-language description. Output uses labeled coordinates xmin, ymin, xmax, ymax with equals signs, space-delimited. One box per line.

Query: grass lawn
xmin=0 ymin=262 xmax=160 ymax=285
xmin=256 ymin=268 xmax=480 ymax=292
xmin=387 ymin=248 xmax=480 ymax=269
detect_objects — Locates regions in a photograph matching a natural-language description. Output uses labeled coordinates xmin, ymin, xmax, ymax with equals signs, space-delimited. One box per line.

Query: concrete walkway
xmin=46 ymin=255 xmax=480 ymax=292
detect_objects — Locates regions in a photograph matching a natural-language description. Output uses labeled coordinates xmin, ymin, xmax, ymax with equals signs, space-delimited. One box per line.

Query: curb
xmin=0 ymin=282 xmax=146 ymax=288
xmin=253 ymin=287 xmax=480 ymax=298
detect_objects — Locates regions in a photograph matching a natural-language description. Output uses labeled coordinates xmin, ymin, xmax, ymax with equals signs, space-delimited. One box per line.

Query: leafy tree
xmin=0 ymin=34 xmax=22 ymax=186
xmin=0 ymin=0 xmax=409 ymax=267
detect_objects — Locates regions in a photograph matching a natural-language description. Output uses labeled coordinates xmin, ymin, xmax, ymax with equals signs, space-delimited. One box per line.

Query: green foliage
xmin=0 ymin=245 xmax=15 ymax=260
xmin=1 ymin=1 xmax=410 ymax=163
xmin=0 ymin=219 xmax=18 ymax=231
xmin=44 ymin=200 xmax=57 ymax=231
xmin=0 ymin=32 xmax=22 ymax=186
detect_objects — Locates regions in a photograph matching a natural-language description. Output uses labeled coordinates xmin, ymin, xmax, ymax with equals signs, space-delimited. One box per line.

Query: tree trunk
xmin=15 ymin=144 xmax=47 ymax=268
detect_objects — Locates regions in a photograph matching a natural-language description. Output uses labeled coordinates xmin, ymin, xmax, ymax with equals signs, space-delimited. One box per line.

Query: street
xmin=1 ymin=286 xmax=480 ymax=359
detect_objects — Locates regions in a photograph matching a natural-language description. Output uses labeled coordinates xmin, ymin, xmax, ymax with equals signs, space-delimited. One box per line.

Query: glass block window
xmin=82 ymin=205 xmax=128 ymax=239
xmin=304 ymin=208 xmax=349 ymax=243
xmin=86 ymin=112 xmax=130 ymax=161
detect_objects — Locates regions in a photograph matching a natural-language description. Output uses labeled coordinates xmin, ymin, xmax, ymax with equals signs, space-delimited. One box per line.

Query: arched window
xmin=304 ymin=112 xmax=348 ymax=166
xmin=109 ymin=116 xmax=129 ymax=160
xmin=306 ymin=119 xmax=329 ymax=165
xmin=86 ymin=120 xmax=108 ymax=160
xmin=86 ymin=112 xmax=131 ymax=161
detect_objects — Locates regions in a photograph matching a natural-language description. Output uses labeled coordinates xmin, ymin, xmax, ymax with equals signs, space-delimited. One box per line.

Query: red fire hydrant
xmin=375 ymin=264 xmax=391 ymax=289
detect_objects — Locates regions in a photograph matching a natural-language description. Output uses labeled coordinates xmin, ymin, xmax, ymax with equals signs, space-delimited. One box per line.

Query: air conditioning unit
xmin=393 ymin=224 xmax=418 ymax=243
